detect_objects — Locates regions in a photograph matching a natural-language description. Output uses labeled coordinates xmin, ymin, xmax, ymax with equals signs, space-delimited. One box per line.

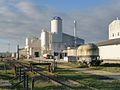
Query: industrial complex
xmin=1 ymin=16 xmax=120 ymax=65
xmin=21 ymin=16 xmax=84 ymax=59
xmin=1 ymin=16 xmax=120 ymax=90
xmin=1 ymin=1 xmax=120 ymax=90
xmin=15 ymin=16 xmax=120 ymax=64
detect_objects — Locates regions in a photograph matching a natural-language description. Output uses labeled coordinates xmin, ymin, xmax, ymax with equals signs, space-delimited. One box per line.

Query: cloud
xmin=61 ymin=0 xmax=120 ymax=43
xmin=0 ymin=0 xmax=120 ymax=52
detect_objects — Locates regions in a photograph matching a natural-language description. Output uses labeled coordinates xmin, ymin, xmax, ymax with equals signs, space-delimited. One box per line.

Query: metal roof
xmin=52 ymin=16 xmax=62 ymax=20
xmin=97 ymin=38 xmax=120 ymax=46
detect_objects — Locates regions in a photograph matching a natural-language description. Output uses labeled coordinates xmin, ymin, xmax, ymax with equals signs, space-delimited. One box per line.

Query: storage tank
xmin=77 ymin=43 xmax=102 ymax=66
xmin=41 ymin=30 xmax=49 ymax=52
xmin=26 ymin=37 xmax=31 ymax=46
xmin=51 ymin=16 xmax=63 ymax=53
xmin=77 ymin=43 xmax=99 ymax=56
xmin=51 ymin=16 xmax=62 ymax=43
xmin=51 ymin=16 xmax=62 ymax=34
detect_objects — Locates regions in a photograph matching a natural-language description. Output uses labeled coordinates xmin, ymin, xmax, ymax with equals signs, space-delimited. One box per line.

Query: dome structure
xmin=109 ymin=17 xmax=120 ymax=40
xmin=52 ymin=16 xmax=62 ymax=20
xmin=77 ymin=43 xmax=98 ymax=50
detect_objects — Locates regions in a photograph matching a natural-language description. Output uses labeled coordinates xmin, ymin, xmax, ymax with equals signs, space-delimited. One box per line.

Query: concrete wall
xmin=67 ymin=48 xmax=77 ymax=56
xmin=99 ymin=44 xmax=120 ymax=60
xmin=29 ymin=47 xmax=41 ymax=58
xmin=25 ymin=37 xmax=41 ymax=58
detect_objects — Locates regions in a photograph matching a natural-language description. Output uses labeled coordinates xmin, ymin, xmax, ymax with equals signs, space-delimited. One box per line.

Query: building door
xmin=34 ymin=52 xmax=39 ymax=57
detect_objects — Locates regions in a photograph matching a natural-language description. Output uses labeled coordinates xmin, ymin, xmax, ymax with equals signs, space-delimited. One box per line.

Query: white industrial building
xmin=98 ymin=18 xmax=120 ymax=63
xmin=25 ymin=36 xmax=41 ymax=58
xmin=24 ymin=16 xmax=84 ymax=59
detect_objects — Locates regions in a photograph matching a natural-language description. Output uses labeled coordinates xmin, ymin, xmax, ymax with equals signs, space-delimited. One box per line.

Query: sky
xmin=0 ymin=0 xmax=120 ymax=52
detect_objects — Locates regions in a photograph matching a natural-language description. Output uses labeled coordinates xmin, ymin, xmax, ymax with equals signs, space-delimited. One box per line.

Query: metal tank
xmin=77 ymin=43 xmax=102 ymax=66
xmin=41 ymin=30 xmax=49 ymax=54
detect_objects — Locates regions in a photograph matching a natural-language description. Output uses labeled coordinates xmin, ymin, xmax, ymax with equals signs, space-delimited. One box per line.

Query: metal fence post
xmin=23 ymin=72 xmax=26 ymax=88
xmin=19 ymin=67 xmax=21 ymax=81
xmin=26 ymin=75 xmax=28 ymax=90
xmin=31 ymin=78 xmax=34 ymax=90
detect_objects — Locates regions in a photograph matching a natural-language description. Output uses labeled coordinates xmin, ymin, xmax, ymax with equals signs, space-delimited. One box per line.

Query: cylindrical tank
xmin=77 ymin=43 xmax=100 ymax=66
xmin=51 ymin=16 xmax=62 ymax=34
xmin=77 ymin=43 xmax=99 ymax=57
xmin=26 ymin=37 xmax=31 ymax=46
xmin=51 ymin=16 xmax=62 ymax=43
xmin=41 ymin=30 xmax=49 ymax=51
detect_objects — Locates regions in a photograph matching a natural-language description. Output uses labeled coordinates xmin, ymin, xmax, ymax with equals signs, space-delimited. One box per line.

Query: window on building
xmin=112 ymin=33 xmax=114 ymax=37
xmin=34 ymin=52 xmax=39 ymax=57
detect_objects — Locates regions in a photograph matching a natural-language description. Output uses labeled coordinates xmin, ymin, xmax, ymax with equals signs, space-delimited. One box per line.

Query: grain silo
xmin=41 ymin=30 xmax=49 ymax=54
xmin=51 ymin=16 xmax=63 ymax=53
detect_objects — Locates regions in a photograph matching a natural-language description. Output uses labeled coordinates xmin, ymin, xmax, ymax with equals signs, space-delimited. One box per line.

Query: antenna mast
xmin=74 ymin=20 xmax=77 ymax=47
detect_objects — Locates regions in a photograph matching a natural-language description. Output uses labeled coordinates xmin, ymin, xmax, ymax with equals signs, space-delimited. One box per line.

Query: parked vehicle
xmin=43 ymin=54 xmax=54 ymax=59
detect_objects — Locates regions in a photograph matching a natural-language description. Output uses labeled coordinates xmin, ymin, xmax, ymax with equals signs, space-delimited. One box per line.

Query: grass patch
xmin=54 ymin=68 xmax=120 ymax=90
xmin=88 ymin=63 xmax=120 ymax=73
xmin=57 ymin=62 xmax=80 ymax=69
xmin=0 ymin=61 xmax=120 ymax=90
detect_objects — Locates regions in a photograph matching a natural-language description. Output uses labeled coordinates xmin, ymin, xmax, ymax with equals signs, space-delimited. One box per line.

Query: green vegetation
xmin=55 ymin=68 xmax=120 ymax=90
xmin=88 ymin=63 xmax=120 ymax=73
xmin=58 ymin=62 xmax=120 ymax=73
xmin=57 ymin=62 xmax=81 ymax=68
xmin=0 ymin=61 xmax=120 ymax=90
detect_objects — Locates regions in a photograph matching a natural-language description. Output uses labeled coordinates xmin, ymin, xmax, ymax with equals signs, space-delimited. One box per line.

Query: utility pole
xmin=74 ymin=20 xmax=77 ymax=47
xmin=17 ymin=45 xmax=19 ymax=60
xmin=74 ymin=20 xmax=77 ymax=61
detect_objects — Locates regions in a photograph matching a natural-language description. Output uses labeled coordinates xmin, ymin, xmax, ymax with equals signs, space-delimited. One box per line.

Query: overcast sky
xmin=0 ymin=0 xmax=120 ymax=52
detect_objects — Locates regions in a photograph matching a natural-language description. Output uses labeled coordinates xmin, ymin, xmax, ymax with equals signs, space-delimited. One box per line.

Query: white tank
xmin=26 ymin=37 xmax=31 ymax=46
xmin=51 ymin=16 xmax=62 ymax=43
xmin=41 ymin=30 xmax=49 ymax=51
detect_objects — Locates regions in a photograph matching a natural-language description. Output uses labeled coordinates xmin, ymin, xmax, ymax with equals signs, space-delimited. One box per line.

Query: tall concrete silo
xmin=41 ymin=30 xmax=49 ymax=54
xmin=51 ymin=16 xmax=63 ymax=53
xmin=51 ymin=16 xmax=62 ymax=43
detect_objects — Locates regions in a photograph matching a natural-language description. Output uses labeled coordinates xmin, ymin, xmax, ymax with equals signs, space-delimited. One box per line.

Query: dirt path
xmin=66 ymin=68 xmax=120 ymax=80
xmin=82 ymin=69 xmax=120 ymax=80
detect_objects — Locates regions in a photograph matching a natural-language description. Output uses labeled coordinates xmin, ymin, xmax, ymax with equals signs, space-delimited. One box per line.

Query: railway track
xmin=2 ymin=59 xmax=98 ymax=90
